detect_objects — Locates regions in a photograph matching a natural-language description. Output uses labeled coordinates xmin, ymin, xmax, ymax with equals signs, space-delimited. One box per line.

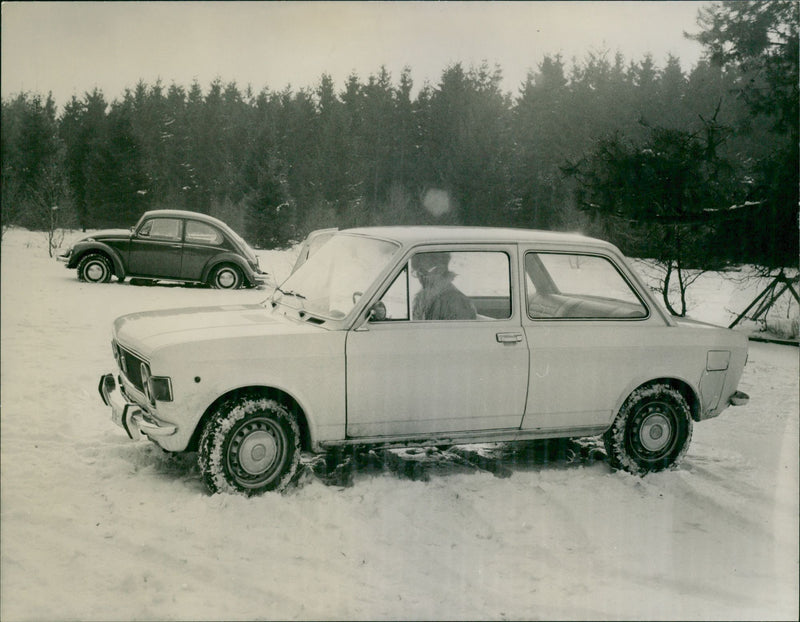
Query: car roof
xmin=140 ymin=209 xmax=234 ymax=232
xmin=339 ymin=225 xmax=615 ymax=250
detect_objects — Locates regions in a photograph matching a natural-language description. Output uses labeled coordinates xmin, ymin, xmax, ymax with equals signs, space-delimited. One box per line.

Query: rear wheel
xmin=77 ymin=253 xmax=112 ymax=283
xmin=603 ymin=384 xmax=693 ymax=475
xmin=198 ymin=396 xmax=300 ymax=495
xmin=209 ymin=264 xmax=243 ymax=289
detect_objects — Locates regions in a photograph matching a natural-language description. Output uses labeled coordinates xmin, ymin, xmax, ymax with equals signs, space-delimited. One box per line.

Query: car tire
xmin=603 ymin=383 xmax=693 ymax=475
xmin=198 ymin=396 xmax=300 ymax=495
xmin=77 ymin=253 xmax=113 ymax=283
xmin=209 ymin=264 xmax=243 ymax=289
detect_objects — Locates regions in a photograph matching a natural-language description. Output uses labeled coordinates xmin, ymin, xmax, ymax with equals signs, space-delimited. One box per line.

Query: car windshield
xmin=271 ymin=233 xmax=400 ymax=319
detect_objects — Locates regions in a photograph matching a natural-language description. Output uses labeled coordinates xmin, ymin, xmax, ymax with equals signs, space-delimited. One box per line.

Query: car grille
xmin=117 ymin=344 xmax=146 ymax=392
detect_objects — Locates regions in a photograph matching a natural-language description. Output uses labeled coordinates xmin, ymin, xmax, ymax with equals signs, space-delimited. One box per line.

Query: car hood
xmin=113 ymin=303 xmax=321 ymax=354
xmin=76 ymin=229 xmax=132 ymax=243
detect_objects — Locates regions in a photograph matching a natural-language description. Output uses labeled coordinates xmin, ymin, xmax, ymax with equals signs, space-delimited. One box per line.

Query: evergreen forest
xmin=2 ymin=1 xmax=797 ymax=269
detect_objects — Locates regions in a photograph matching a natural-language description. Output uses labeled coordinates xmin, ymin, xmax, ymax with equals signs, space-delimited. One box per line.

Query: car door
xmin=520 ymin=249 xmax=656 ymax=432
xmin=127 ymin=217 xmax=184 ymax=278
xmin=345 ymin=246 xmax=529 ymax=438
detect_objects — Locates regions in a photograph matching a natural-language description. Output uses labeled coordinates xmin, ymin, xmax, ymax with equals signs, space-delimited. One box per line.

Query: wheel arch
xmin=201 ymin=254 xmax=253 ymax=286
xmin=188 ymin=385 xmax=312 ymax=453
xmin=74 ymin=243 xmax=126 ymax=278
xmin=612 ymin=377 xmax=701 ymax=427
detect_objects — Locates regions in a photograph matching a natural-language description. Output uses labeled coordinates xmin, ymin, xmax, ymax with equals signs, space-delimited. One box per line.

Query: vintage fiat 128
xmin=99 ymin=227 xmax=750 ymax=495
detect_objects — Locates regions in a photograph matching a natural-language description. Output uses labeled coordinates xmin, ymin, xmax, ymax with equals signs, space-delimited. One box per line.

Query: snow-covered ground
xmin=1 ymin=227 xmax=797 ymax=621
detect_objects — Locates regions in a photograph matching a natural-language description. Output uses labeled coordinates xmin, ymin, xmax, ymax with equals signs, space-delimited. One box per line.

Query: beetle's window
xmin=139 ymin=218 xmax=182 ymax=241
xmin=185 ymin=221 xmax=223 ymax=245
xmin=525 ymin=252 xmax=647 ymax=319
xmin=406 ymin=251 xmax=511 ymax=321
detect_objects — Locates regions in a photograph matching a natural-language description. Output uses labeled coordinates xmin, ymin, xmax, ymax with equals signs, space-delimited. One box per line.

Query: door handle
xmin=496 ymin=332 xmax=523 ymax=344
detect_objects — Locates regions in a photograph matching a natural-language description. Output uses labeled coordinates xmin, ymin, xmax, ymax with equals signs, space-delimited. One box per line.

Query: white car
xmin=99 ymin=227 xmax=750 ymax=495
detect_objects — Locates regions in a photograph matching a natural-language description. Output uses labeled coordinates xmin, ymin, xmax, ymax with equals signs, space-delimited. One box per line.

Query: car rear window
xmin=525 ymin=252 xmax=647 ymax=320
xmin=185 ymin=221 xmax=224 ymax=245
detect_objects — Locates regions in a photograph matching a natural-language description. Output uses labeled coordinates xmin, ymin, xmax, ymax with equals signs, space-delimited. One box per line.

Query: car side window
xmin=376 ymin=267 xmax=410 ymax=320
xmin=185 ymin=221 xmax=223 ymax=245
xmin=525 ymin=252 xmax=648 ymax=319
xmin=374 ymin=250 xmax=511 ymax=322
xmin=138 ymin=218 xmax=182 ymax=241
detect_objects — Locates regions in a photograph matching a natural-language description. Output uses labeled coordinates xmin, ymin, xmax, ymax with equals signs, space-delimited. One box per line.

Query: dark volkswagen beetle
xmin=59 ymin=210 xmax=267 ymax=289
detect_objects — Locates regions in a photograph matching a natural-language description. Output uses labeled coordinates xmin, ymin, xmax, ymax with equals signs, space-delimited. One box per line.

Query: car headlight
xmin=151 ymin=376 xmax=173 ymax=402
xmin=140 ymin=363 xmax=153 ymax=405
xmin=140 ymin=362 xmax=173 ymax=405
xmin=117 ymin=344 xmax=128 ymax=373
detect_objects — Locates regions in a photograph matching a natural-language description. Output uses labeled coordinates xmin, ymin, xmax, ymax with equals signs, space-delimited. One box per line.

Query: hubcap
xmin=226 ymin=418 xmax=286 ymax=488
xmin=639 ymin=412 xmax=672 ymax=452
xmin=238 ymin=430 xmax=278 ymax=475
xmin=87 ymin=262 xmax=105 ymax=281
xmin=217 ymin=270 xmax=236 ymax=288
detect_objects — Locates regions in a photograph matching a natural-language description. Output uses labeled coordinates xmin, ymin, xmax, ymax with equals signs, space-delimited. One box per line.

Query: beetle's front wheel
xmin=198 ymin=396 xmax=300 ymax=495
xmin=603 ymin=384 xmax=693 ymax=475
xmin=77 ymin=253 xmax=112 ymax=283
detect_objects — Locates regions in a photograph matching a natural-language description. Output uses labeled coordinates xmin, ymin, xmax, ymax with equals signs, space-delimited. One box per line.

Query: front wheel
xmin=603 ymin=384 xmax=693 ymax=475
xmin=198 ymin=396 xmax=300 ymax=495
xmin=209 ymin=264 xmax=243 ymax=289
xmin=77 ymin=253 xmax=112 ymax=283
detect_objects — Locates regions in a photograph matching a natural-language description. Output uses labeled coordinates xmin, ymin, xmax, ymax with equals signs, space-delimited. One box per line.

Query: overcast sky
xmin=1 ymin=1 xmax=709 ymax=107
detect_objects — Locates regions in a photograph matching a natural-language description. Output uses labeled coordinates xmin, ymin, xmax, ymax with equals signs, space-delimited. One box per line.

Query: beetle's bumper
xmin=98 ymin=373 xmax=176 ymax=440
xmin=57 ymin=250 xmax=71 ymax=264
xmin=251 ymin=269 xmax=269 ymax=286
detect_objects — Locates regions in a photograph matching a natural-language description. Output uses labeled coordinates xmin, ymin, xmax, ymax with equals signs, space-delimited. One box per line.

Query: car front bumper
xmin=98 ymin=373 xmax=177 ymax=440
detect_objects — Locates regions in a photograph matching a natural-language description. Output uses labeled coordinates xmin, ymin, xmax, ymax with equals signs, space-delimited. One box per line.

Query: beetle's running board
xmin=320 ymin=425 xmax=608 ymax=449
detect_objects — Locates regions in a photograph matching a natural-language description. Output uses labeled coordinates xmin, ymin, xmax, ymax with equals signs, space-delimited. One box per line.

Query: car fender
xmin=608 ymin=372 xmax=702 ymax=428
xmin=71 ymin=241 xmax=127 ymax=278
xmin=157 ymin=348 xmax=346 ymax=452
xmin=194 ymin=380 xmax=329 ymax=451
xmin=201 ymin=253 xmax=255 ymax=283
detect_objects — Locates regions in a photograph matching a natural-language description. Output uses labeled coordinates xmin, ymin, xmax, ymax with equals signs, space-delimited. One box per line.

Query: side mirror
xmin=367 ymin=301 xmax=387 ymax=322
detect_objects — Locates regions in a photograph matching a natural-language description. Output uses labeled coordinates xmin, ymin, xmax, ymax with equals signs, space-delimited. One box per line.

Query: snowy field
xmin=1 ymin=227 xmax=798 ymax=621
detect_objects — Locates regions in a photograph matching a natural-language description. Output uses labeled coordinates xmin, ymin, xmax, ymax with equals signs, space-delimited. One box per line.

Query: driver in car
xmin=411 ymin=252 xmax=477 ymax=321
